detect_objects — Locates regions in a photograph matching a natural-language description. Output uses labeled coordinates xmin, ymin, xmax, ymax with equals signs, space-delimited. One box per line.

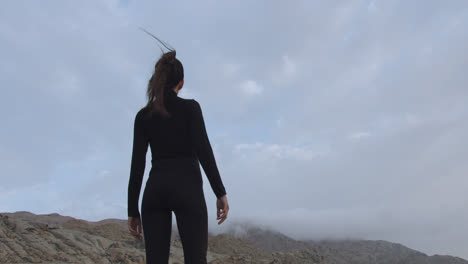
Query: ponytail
xmin=139 ymin=28 xmax=184 ymax=119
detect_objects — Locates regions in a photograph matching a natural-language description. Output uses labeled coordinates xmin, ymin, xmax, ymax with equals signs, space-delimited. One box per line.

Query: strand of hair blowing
xmin=145 ymin=50 xmax=183 ymax=119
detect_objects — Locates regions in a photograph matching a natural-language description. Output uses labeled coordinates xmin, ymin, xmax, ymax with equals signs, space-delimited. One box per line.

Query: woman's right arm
xmin=189 ymin=99 xmax=227 ymax=199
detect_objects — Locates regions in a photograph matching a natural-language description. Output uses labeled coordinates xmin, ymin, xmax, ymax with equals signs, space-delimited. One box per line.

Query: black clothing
xmin=127 ymin=88 xmax=227 ymax=218
xmin=142 ymin=156 xmax=208 ymax=263
xmin=127 ymin=88 xmax=227 ymax=263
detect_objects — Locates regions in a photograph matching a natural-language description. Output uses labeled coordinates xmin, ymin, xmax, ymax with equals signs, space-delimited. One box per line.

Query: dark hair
xmin=137 ymin=27 xmax=184 ymax=119
xmin=145 ymin=50 xmax=184 ymax=119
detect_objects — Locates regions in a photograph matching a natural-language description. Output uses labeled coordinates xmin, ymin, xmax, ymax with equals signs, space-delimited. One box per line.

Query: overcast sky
xmin=1 ymin=0 xmax=468 ymax=259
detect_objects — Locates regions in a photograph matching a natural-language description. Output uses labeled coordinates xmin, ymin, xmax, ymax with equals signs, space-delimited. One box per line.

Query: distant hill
xmin=223 ymin=220 xmax=468 ymax=264
xmin=1 ymin=211 xmax=466 ymax=264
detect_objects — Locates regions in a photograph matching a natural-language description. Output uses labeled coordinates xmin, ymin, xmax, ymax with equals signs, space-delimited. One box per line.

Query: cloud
xmin=282 ymin=55 xmax=296 ymax=76
xmin=1 ymin=0 xmax=468 ymax=260
xmin=348 ymin=131 xmax=372 ymax=140
xmin=234 ymin=142 xmax=329 ymax=161
xmin=239 ymin=79 xmax=263 ymax=96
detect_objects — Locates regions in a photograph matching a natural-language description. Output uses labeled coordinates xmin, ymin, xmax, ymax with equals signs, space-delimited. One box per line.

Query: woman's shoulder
xmin=185 ymin=99 xmax=203 ymax=116
xmin=137 ymin=106 xmax=149 ymax=115
xmin=182 ymin=98 xmax=200 ymax=108
xmin=176 ymin=97 xmax=199 ymax=109
xmin=135 ymin=99 xmax=200 ymax=119
xmin=135 ymin=106 xmax=151 ymax=121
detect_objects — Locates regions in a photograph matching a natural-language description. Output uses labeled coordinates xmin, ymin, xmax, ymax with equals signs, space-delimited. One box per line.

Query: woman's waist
xmin=151 ymin=155 xmax=199 ymax=171
xmin=149 ymin=155 xmax=202 ymax=184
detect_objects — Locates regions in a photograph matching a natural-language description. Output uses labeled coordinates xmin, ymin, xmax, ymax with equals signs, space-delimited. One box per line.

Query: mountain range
xmin=1 ymin=211 xmax=466 ymax=264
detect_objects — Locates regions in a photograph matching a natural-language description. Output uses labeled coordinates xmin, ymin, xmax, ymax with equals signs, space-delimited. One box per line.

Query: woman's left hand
xmin=128 ymin=216 xmax=143 ymax=240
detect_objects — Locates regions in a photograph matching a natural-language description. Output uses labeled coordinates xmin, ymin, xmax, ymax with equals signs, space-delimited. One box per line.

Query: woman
xmin=127 ymin=48 xmax=229 ymax=263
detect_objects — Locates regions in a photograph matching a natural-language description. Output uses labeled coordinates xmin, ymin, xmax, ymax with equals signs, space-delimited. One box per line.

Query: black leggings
xmin=141 ymin=156 xmax=208 ymax=264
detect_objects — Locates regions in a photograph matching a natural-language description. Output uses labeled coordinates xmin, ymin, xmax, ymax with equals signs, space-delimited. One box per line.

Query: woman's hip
xmin=142 ymin=169 xmax=205 ymax=210
xmin=142 ymin=181 xmax=206 ymax=212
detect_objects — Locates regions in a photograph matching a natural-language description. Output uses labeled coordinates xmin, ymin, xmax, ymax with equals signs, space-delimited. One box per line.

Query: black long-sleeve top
xmin=127 ymin=89 xmax=227 ymax=218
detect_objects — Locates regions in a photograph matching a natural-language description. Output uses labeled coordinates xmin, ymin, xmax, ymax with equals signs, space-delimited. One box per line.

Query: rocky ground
xmin=1 ymin=211 xmax=466 ymax=264
xmin=0 ymin=212 xmax=328 ymax=264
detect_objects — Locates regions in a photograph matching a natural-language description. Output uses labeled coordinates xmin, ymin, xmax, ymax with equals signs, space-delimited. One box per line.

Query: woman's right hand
xmin=216 ymin=195 xmax=229 ymax=224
